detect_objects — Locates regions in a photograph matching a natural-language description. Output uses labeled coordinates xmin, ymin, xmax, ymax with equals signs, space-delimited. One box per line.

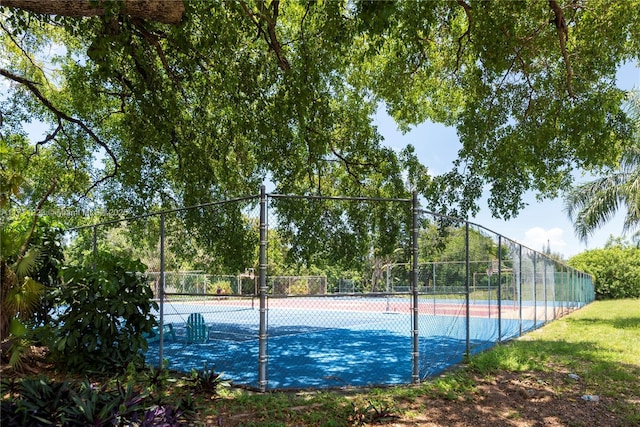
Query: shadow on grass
xmin=472 ymin=336 xmax=640 ymax=393
xmin=565 ymin=315 xmax=640 ymax=330
xmin=449 ymin=337 xmax=640 ymax=426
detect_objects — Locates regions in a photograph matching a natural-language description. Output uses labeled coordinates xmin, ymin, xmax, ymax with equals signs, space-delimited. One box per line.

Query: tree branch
xmin=455 ymin=0 xmax=472 ymax=73
xmin=131 ymin=18 xmax=178 ymax=82
xmin=239 ymin=0 xmax=290 ymax=71
xmin=548 ymin=0 xmax=574 ymax=97
xmin=0 ymin=67 xmax=120 ymax=190
xmin=0 ymin=0 xmax=184 ymax=25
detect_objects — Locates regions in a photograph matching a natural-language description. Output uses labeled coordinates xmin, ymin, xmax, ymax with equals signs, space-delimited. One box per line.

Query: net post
xmin=258 ymin=185 xmax=268 ymax=392
xmin=158 ymin=213 xmax=165 ymax=368
xmin=411 ymin=191 xmax=420 ymax=384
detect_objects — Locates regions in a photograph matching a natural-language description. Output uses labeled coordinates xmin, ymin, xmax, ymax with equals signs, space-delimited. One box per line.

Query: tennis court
xmin=145 ymin=295 xmax=540 ymax=389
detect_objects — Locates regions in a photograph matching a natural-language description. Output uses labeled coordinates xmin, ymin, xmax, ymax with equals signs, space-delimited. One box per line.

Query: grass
xmin=198 ymin=299 xmax=640 ymax=425
xmin=470 ymin=298 xmax=640 ymax=377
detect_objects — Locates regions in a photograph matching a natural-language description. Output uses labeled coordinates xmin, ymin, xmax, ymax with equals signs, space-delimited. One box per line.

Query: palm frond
xmin=565 ymin=172 xmax=634 ymax=242
xmin=5 ymin=277 xmax=44 ymax=317
xmin=12 ymin=248 xmax=42 ymax=279
xmin=621 ymin=169 xmax=640 ymax=234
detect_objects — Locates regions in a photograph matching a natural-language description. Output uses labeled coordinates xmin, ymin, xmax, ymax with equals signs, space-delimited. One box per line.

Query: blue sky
xmin=375 ymin=62 xmax=640 ymax=259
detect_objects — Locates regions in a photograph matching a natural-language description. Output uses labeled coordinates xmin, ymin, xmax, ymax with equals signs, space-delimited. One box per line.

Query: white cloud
xmin=523 ymin=227 xmax=567 ymax=253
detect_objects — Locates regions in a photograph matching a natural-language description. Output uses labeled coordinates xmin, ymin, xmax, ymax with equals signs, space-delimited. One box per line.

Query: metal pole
xmin=543 ymin=257 xmax=548 ymax=324
xmin=497 ymin=236 xmax=502 ymax=343
xmin=487 ymin=270 xmax=491 ymax=319
xmin=465 ymin=222 xmax=470 ymax=357
xmin=559 ymin=265 xmax=564 ymax=315
xmin=411 ymin=191 xmax=420 ymax=384
xmin=386 ymin=265 xmax=390 ymax=293
xmin=258 ymin=185 xmax=268 ymax=391
xmin=158 ymin=213 xmax=165 ymax=368
xmin=432 ymin=261 xmax=436 ymax=314
xmin=518 ymin=245 xmax=523 ymax=336
xmin=533 ymin=252 xmax=537 ymax=328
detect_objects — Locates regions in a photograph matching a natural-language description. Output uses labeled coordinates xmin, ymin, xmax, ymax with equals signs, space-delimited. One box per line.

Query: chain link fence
xmin=62 ymin=187 xmax=594 ymax=391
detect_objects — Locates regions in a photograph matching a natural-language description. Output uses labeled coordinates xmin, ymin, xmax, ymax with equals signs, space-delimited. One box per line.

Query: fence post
xmin=543 ymin=257 xmax=548 ymax=324
xmin=258 ymin=185 xmax=268 ymax=392
xmin=465 ymin=221 xmax=470 ymax=357
xmin=533 ymin=251 xmax=537 ymax=328
xmin=497 ymin=235 xmax=502 ymax=343
xmin=158 ymin=213 xmax=165 ymax=368
xmin=518 ymin=245 xmax=523 ymax=336
xmin=411 ymin=191 xmax=420 ymax=384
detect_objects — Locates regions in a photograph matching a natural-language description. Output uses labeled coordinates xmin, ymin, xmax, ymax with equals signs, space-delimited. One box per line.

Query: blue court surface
xmin=145 ymin=300 xmax=533 ymax=390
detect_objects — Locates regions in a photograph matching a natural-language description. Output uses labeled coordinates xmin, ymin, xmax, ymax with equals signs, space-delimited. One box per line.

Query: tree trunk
xmin=0 ymin=0 xmax=184 ymax=24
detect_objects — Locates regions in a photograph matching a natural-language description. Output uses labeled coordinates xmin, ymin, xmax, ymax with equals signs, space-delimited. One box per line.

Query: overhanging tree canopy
xmin=1 ymin=0 xmax=638 ymax=220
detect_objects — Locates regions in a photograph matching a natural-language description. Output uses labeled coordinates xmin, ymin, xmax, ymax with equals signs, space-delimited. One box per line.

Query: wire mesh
xmin=59 ymin=188 xmax=595 ymax=391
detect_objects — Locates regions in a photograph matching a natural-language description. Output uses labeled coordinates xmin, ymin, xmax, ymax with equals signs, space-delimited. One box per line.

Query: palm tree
xmin=0 ymin=158 xmax=56 ymax=368
xmin=565 ymin=91 xmax=640 ymax=242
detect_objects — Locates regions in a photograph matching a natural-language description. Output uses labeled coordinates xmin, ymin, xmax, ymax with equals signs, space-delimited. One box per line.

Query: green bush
xmin=50 ymin=252 xmax=158 ymax=373
xmin=207 ymin=280 xmax=233 ymax=295
xmin=289 ymin=279 xmax=308 ymax=295
xmin=569 ymin=243 xmax=640 ymax=299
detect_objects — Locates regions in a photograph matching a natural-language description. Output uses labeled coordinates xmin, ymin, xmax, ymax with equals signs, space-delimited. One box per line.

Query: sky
xmin=374 ymin=62 xmax=640 ymax=259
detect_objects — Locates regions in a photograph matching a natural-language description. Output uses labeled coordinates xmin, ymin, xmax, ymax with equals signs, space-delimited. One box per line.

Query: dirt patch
xmin=390 ymin=370 xmax=626 ymax=427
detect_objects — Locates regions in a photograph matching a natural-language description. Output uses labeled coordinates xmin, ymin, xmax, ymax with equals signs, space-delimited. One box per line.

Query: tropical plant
xmin=0 ymin=155 xmax=58 ymax=368
xmin=565 ymin=91 xmax=640 ymax=241
xmin=188 ymin=363 xmax=230 ymax=395
xmin=0 ymin=375 xmax=195 ymax=426
xmin=50 ymin=251 xmax=158 ymax=373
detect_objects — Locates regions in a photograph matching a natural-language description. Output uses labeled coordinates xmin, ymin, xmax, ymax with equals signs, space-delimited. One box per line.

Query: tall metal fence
xmin=63 ymin=186 xmax=594 ymax=391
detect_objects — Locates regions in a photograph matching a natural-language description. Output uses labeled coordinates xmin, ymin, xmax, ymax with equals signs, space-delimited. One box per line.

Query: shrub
xmin=50 ymin=252 xmax=158 ymax=373
xmin=207 ymin=280 xmax=233 ymax=295
xmin=289 ymin=279 xmax=308 ymax=295
xmin=569 ymin=243 xmax=640 ymax=299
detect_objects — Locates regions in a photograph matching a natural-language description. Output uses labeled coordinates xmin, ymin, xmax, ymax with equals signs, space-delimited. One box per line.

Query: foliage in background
xmin=49 ymin=251 xmax=158 ymax=373
xmin=62 ymin=204 xmax=260 ymax=275
xmin=568 ymin=238 xmax=640 ymax=299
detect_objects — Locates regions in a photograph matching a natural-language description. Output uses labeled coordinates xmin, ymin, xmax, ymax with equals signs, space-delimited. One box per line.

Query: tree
xmin=0 ymin=0 xmax=638 ymax=251
xmin=565 ymin=91 xmax=640 ymax=242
